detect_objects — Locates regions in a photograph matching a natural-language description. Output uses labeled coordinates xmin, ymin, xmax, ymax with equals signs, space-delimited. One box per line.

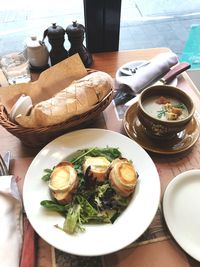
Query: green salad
xmin=40 ymin=147 xmax=136 ymax=234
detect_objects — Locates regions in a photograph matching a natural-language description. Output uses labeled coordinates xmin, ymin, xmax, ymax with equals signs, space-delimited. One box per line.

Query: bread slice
xmin=109 ymin=158 xmax=137 ymax=197
xmin=48 ymin=161 xmax=79 ymax=204
xmin=83 ymin=156 xmax=110 ymax=182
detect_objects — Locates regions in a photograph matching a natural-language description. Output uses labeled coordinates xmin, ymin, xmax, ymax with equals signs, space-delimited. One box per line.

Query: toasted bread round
xmin=83 ymin=156 xmax=110 ymax=182
xmin=49 ymin=161 xmax=79 ymax=204
xmin=109 ymin=158 xmax=137 ymax=197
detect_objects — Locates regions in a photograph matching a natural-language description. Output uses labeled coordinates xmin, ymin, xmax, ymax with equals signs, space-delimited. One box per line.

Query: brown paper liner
xmin=0 ymin=53 xmax=87 ymax=112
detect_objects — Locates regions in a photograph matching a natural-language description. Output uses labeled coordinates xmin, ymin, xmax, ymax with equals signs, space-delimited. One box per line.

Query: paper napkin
xmin=115 ymin=52 xmax=179 ymax=94
xmin=0 ymin=175 xmax=23 ymax=267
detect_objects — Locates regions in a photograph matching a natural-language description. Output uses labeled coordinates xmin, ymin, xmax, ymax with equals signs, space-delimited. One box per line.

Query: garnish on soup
xmin=155 ymin=96 xmax=170 ymax=105
xmin=143 ymin=95 xmax=188 ymax=121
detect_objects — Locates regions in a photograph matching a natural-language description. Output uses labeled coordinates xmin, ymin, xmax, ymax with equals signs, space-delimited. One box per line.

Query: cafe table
xmin=1 ymin=47 xmax=200 ymax=267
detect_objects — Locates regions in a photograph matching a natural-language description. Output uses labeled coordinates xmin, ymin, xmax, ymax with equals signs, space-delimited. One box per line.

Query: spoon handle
xmin=129 ymin=61 xmax=150 ymax=73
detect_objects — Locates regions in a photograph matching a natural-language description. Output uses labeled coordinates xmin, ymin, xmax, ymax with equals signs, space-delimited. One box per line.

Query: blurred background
xmin=0 ymin=0 xmax=200 ymax=85
xmin=0 ymin=0 xmax=200 ymax=56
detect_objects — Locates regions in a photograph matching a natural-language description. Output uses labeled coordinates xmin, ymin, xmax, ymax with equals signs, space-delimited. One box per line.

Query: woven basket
xmin=0 ymin=70 xmax=113 ymax=148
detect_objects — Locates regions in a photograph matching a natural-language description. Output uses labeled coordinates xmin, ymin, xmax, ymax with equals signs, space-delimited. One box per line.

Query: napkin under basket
xmin=0 ymin=69 xmax=113 ymax=148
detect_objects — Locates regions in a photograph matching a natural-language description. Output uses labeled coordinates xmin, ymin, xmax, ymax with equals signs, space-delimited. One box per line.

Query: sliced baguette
xmin=109 ymin=158 xmax=138 ymax=197
xmin=83 ymin=156 xmax=110 ymax=182
xmin=49 ymin=161 xmax=79 ymax=204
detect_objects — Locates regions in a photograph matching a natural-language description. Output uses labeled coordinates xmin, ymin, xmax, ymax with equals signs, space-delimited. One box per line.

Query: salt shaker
xmin=24 ymin=36 xmax=49 ymax=71
xmin=66 ymin=21 xmax=93 ymax=67
xmin=43 ymin=23 xmax=68 ymax=66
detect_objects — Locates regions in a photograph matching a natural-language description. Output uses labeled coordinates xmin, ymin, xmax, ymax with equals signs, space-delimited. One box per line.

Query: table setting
xmin=0 ymin=47 xmax=200 ymax=267
xmin=115 ymin=51 xmax=179 ymax=93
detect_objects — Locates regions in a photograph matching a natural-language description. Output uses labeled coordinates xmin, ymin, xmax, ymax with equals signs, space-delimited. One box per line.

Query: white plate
xmin=163 ymin=169 xmax=200 ymax=261
xmin=23 ymin=128 xmax=160 ymax=256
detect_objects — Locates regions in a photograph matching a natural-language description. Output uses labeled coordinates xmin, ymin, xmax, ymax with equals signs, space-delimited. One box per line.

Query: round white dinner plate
xmin=23 ymin=128 xmax=160 ymax=256
xmin=163 ymin=169 xmax=200 ymax=261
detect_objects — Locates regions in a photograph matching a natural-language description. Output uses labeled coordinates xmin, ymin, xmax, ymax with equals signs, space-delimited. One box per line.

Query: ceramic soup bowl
xmin=137 ymin=85 xmax=195 ymax=139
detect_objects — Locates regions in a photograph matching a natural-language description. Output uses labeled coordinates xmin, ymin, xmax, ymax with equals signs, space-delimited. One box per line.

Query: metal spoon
xmin=121 ymin=61 xmax=150 ymax=75
xmin=0 ymin=154 xmax=9 ymax=175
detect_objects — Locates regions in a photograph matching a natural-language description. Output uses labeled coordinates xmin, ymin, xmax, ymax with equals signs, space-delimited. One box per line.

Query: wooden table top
xmin=1 ymin=48 xmax=200 ymax=267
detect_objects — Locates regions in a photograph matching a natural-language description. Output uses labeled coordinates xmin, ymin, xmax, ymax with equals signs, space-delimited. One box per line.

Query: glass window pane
xmin=120 ymin=0 xmax=200 ymax=58
xmin=0 ymin=0 xmax=84 ymax=55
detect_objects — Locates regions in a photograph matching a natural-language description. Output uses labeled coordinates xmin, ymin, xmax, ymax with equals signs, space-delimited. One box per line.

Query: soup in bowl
xmin=137 ymin=85 xmax=195 ymax=139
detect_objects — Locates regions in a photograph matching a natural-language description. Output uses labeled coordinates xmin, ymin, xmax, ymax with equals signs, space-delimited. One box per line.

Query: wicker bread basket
xmin=0 ymin=70 xmax=113 ymax=148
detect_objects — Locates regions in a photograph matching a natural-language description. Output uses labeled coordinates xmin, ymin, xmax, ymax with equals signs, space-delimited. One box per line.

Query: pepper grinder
xmin=66 ymin=21 xmax=93 ymax=67
xmin=43 ymin=23 xmax=68 ymax=66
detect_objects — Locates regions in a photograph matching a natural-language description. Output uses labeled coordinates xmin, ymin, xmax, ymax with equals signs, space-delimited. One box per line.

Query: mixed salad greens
xmin=40 ymin=147 xmax=134 ymax=234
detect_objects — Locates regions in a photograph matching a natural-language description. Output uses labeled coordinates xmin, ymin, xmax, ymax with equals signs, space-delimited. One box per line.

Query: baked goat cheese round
xmin=83 ymin=156 xmax=110 ymax=182
xmin=109 ymin=158 xmax=138 ymax=197
xmin=48 ymin=161 xmax=79 ymax=204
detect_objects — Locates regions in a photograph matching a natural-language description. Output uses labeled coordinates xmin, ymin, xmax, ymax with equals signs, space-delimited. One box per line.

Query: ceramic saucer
xmin=123 ymin=102 xmax=200 ymax=155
